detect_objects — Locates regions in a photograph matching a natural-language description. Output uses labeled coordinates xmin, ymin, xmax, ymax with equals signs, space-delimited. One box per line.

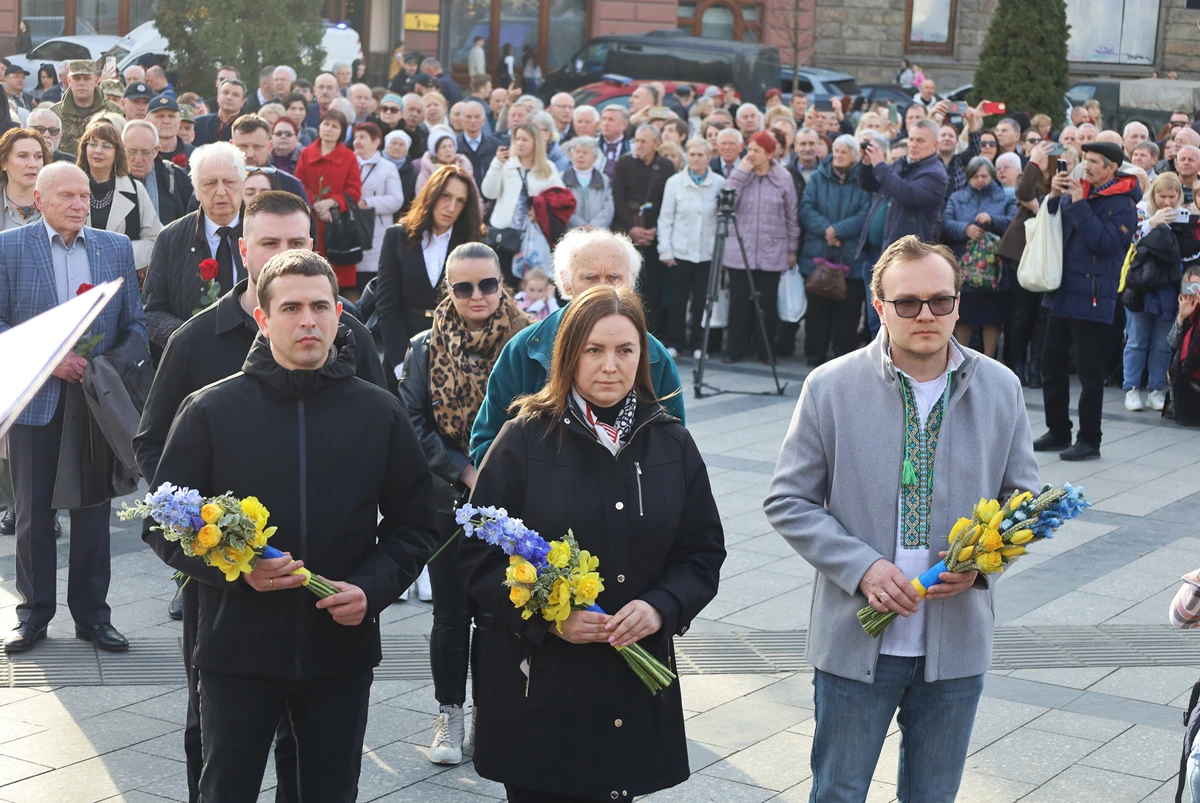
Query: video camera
xmin=717 ymin=187 xmax=736 ymax=215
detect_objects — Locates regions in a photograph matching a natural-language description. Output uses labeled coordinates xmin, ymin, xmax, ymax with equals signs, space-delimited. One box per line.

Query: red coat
xmin=295 ymin=140 xmax=363 ymax=286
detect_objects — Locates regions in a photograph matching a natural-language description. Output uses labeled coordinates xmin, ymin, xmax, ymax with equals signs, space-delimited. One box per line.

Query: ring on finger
xmin=269 ymin=578 xmax=273 ymax=589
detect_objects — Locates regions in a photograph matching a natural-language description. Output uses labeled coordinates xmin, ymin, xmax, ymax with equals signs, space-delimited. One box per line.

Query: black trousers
xmin=805 ymin=279 xmax=866 ymax=361
xmin=726 ymin=268 xmax=780 ymax=360
xmin=8 ymin=398 xmax=110 ymax=629
xmin=197 ymin=667 xmax=372 ymax=803
xmin=666 ymin=260 xmax=710 ymax=352
xmin=505 ymin=785 xmax=600 ymax=802
xmin=1041 ymin=315 xmax=1108 ymax=446
xmin=1004 ymin=279 xmax=1043 ymax=370
xmin=637 ymin=246 xmax=668 ymax=339
xmin=429 ymin=507 xmax=475 ymax=706
xmin=182 ymin=581 xmax=297 ymax=803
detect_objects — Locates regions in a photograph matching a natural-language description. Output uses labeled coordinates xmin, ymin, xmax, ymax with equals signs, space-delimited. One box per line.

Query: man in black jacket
xmin=123 ymin=119 xmax=192 ymax=225
xmin=142 ymin=248 xmax=435 ymax=802
xmin=457 ymin=100 xmax=500 ymax=177
xmin=134 ymin=191 xmax=386 ymax=803
xmin=192 ymin=78 xmax=247 ymax=146
xmin=612 ymin=124 xmax=674 ymax=338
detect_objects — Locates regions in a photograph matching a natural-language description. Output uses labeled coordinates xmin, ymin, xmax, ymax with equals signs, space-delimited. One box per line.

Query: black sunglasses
xmin=451 ymin=277 xmax=501 ymax=299
xmin=380 ymin=105 xmax=402 ymax=113
xmin=879 ymin=294 xmax=958 ymax=318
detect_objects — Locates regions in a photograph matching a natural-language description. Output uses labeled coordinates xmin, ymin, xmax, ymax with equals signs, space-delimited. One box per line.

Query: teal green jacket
xmin=469 ymin=306 xmax=686 ymax=466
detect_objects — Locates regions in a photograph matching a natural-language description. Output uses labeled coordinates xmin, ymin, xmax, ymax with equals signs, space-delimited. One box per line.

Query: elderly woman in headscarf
xmin=416 ymin=125 xmax=476 ymax=194
xmin=384 ymin=128 xmax=417 ymax=216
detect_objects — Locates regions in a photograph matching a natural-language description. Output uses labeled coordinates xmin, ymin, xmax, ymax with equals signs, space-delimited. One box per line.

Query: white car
xmin=4 ymin=35 xmax=120 ymax=79
xmin=105 ymin=21 xmax=362 ymax=76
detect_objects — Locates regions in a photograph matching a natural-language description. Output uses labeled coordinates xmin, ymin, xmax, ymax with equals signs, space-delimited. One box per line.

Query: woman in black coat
xmin=375 ymin=164 xmax=484 ymax=380
xmin=460 ymin=284 xmax=726 ymax=802
xmin=397 ymin=242 xmax=532 ymax=765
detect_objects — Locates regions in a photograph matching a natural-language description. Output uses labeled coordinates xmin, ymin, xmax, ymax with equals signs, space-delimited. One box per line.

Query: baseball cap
xmin=101 ymin=79 xmax=125 ymax=96
xmin=5 ymin=63 xmax=30 ymax=77
xmin=69 ymin=59 xmax=99 ymax=77
xmin=124 ymin=82 xmax=154 ymax=100
xmin=148 ymin=95 xmax=180 ymax=114
xmin=414 ymin=73 xmax=435 ymax=88
xmin=179 ymin=106 xmax=195 ymax=123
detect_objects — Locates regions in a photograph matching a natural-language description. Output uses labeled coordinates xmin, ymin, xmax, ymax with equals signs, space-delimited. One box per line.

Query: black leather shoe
xmin=75 ymin=623 xmax=129 ymax=652
xmin=1032 ymin=431 xmax=1072 ymax=452
xmin=1060 ymin=441 xmax=1101 ymax=461
xmin=167 ymin=588 xmax=184 ymax=621
xmin=5 ymin=623 xmax=47 ymax=653
xmin=0 ymin=509 xmax=13 ymax=536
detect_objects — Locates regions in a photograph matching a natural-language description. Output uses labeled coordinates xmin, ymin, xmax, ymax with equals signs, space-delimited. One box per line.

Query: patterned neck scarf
xmin=896 ymin=371 xmax=954 ymax=550
xmin=570 ymin=388 xmax=638 ymax=456
xmin=428 ymin=293 xmax=532 ymax=450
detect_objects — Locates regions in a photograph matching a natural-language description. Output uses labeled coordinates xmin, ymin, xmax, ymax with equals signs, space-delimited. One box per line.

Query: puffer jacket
xmin=723 ymin=163 xmax=799 ymax=271
xmin=859 ymin=153 xmax=948 ymax=248
xmin=797 ymin=160 xmax=870 ymax=276
xmin=942 ymin=179 xmax=1017 ymax=260
xmin=658 ymin=168 xmax=725 ymax=264
xmin=1044 ymin=175 xmax=1141 ymax=324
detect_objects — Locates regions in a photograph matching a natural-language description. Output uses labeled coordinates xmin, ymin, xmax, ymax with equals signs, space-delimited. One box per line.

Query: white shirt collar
xmin=205 ymin=212 xmax=241 ymax=239
xmin=44 ymin=219 xmax=85 ymax=248
xmin=423 ymin=227 xmax=453 ymax=248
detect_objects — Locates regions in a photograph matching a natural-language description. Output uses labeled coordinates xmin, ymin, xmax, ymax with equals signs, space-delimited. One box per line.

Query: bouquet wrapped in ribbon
xmin=857 ymin=483 xmax=1091 ymax=638
xmin=119 ymin=482 xmax=338 ymax=598
xmin=454 ymin=504 xmax=677 ymax=694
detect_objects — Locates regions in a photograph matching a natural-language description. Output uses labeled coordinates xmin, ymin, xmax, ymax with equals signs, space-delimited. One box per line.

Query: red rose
xmin=199 ymin=259 xmax=219 ymax=282
xmin=171 ymin=154 xmax=189 ymax=168
xmin=76 ymin=283 xmax=95 ymax=296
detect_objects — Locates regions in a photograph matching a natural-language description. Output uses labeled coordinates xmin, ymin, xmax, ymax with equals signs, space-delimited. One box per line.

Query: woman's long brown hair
xmin=509 ymin=285 xmax=657 ymax=423
xmin=76 ymin=120 xmax=128 ymax=178
xmin=400 ymin=164 xmax=484 ymax=246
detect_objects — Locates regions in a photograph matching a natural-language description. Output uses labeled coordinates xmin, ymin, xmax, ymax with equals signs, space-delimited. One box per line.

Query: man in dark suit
xmin=598 ymin=104 xmax=632 ymax=178
xmin=0 ymin=163 xmax=147 ymax=653
xmin=420 ymin=57 xmax=462 ymax=105
xmin=123 ymin=119 xmax=192 ymax=226
xmin=241 ymin=65 xmax=276 ymax=116
xmin=457 ymin=101 xmax=500 ymax=177
xmin=192 ymin=78 xmax=247 ymax=146
xmin=143 ymin=142 xmax=248 ymax=351
xmin=148 ymin=95 xmax=194 ymax=168
xmin=3 ymin=64 xmax=36 ymax=113
xmin=711 ymin=128 xmax=744 ymax=177
xmin=202 ymin=65 xmax=239 ymax=117
xmin=612 ymin=125 xmax=674 ymax=338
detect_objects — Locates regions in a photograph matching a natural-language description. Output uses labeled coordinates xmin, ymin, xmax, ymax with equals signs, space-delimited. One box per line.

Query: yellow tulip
xmin=1000 ymin=546 xmax=1026 ymax=558
xmin=987 ymin=511 xmax=1005 ymax=531
xmin=1009 ymin=530 xmax=1034 ymax=544
xmin=1009 ymin=491 xmax=1033 ymax=511
xmin=958 ymin=545 xmax=975 ymax=562
xmin=200 ymin=504 xmax=224 ymax=525
xmin=948 ymin=517 xmax=973 ymax=544
xmin=966 ymin=525 xmax=982 ymax=546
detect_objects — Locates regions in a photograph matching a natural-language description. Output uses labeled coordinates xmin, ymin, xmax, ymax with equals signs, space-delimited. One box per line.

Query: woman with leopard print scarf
xmin=397 ymin=241 xmax=533 ymax=767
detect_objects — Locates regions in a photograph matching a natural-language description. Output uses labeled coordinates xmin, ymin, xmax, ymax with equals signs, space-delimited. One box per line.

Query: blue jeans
xmin=810 ymin=655 xmax=984 ymax=803
xmin=1123 ymin=309 xmax=1173 ymax=391
xmin=862 ymin=255 xmax=881 ymax=338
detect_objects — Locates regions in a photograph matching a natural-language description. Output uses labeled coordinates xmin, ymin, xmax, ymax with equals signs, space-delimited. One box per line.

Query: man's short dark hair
xmin=256 ymin=249 xmax=338 ymax=311
xmin=474 ymin=35 xmax=485 ymax=44
xmin=232 ymin=113 xmax=271 ymax=137
xmin=220 ymin=78 xmax=247 ymax=97
xmin=470 ymin=74 xmax=491 ymax=93
xmin=216 ymin=64 xmax=239 ymax=77
xmin=293 ymin=78 xmax=313 ymax=91
xmin=259 ymin=65 xmax=275 ymax=81
xmin=283 ymin=92 xmax=308 ymax=110
xmin=870 ymin=235 xmax=964 ymax=300
xmin=246 ymin=189 xmax=311 ymax=224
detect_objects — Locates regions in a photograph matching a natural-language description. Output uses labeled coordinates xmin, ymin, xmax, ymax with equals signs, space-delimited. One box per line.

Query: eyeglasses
xmin=879 ymin=294 xmax=959 ymax=318
xmin=451 ymin=277 xmax=501 ymax=299
xmin=380 ymin=105 xmax=402 ymax=114
xmin=247 ymin=166 xmax=278 ymax=174
xmin=125 ymin=148 xmax=157 ymax=158
xmin=274 ymin=130 xmax=296 ymax=137
xmin=980 ymin=140 xmax=998 ymax=149
xmin=1170 ymin=120 xmax=1188 ymax=128
xmin=1025 ymin=137 xmax=1042 ymax=145
xmin=31 ymin=125 xmax=61 ymax=137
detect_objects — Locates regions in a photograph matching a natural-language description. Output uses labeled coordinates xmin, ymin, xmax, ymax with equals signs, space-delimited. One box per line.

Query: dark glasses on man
xmin=451 ymin=277 xmax=501 ymax=299
xmin=879 ymin=294 xmax=958 ymax=318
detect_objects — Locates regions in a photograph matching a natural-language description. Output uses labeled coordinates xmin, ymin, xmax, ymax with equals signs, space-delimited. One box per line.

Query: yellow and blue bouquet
xmin=119 ymin=482 xmax=338 ymax=598
xmin=857 ymin=483 xmax=1091 ymax=637
xmin=455 ymin=504 xmax=677 ymax=694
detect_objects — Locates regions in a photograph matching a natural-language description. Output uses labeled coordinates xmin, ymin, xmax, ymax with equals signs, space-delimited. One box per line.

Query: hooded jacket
xmin=1045 ymin=174 xmax=1141 ymax=324
xmin=798 ymin=159 xmax=871 ymax=276
xmin=143 ymin=327 xmax=437 ymax=680
xmin=859 ymin=152 xmax=949 ymax=248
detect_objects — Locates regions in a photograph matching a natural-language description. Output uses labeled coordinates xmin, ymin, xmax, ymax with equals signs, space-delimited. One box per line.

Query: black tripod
xmin=693 ymin=200 xmax=787 ymax=399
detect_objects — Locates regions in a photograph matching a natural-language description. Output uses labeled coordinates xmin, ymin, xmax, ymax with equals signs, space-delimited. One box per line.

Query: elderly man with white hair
xmin=712 ymin=127 xmax=744 ymax=177
xmin=469 ymin=227 xmax=685 ymax=465
xmin=1176 ymin=144 xmax=1200 ymax=205
xmin=272 ymin=65 xmax=297 ymax=99
xmin=122 ymin=64 xmax=146 ymax=85
xmin=1122 ymin=121 xmax=1149 ymax=159
xmin=142 ymin=142 xmax=247 ymax=349
xmin=123 ymin=117 xmax=191 ymax=225
xmin=736 ymin=102 xmax=763 ymax=140
xmin=0 ymin=162 xmax=146 ymax=655
xmin=573 ymin=104 xmax=599 ymax=139
xmin=26 ymin=108 xmax=72 ymax=162
xmin=549 ymin=91 xmax=575 ymax=140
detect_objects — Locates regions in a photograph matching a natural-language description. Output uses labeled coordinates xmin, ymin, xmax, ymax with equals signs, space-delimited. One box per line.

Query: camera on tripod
xmin=717 ymin=187 xmax=736 ymax=216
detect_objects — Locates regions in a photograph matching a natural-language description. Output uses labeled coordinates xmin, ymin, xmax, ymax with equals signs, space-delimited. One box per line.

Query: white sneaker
xmin=1124 ymin=389 xmax=1144 ymax=411
xmin=666 ymin=346 xmax=679 ymax=358
xmin=1147 ymin=389 xmax=1166 ymax=411
xmin=692 ymin=349 xmax=703 ymax=360
xmin=416 ymin=565 xmax=433 ymax=602
xmin=429 ymin=704 xmax=464 ymax=765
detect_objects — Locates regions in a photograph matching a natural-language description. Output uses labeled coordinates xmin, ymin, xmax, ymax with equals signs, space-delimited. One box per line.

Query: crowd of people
xmin=2 ymin=44 xmax=1200 ymax=803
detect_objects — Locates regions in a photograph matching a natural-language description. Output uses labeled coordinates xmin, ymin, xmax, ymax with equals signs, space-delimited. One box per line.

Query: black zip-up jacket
xmin=133 ymin=279 xmax=385 ymax=486
xmin=143 ymin=327 xmax=437 ymax=680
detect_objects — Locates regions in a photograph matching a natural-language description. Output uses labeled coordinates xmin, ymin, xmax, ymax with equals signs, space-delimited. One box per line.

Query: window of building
xmin=677 ymin=1 xmax=763 ymax=42
xmin=904 ymin=0 xmax=956 ymax=54
xmin=1065 ymin=0 xmax=1159 ymax=64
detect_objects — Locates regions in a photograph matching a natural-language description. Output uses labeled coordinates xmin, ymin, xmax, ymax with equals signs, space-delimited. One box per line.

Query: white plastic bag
xmin=701 ymin=267 xmax=729 ymax=329
xmin=1017 ymin=201 xmax=1063 ymax=293
xmin=778 ymin=265 xmax=808 ymax=323
xmin=512 ymin=224 xmax=551 ymax=280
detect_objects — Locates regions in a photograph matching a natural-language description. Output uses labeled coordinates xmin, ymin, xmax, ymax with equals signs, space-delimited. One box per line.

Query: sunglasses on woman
xmin=980 ymin=140 xmax=998 ymax=149
xmin=451 ymin=277 xmax=501 ymax=299
xmin=879 ymin=294 xmax=958 ymax=318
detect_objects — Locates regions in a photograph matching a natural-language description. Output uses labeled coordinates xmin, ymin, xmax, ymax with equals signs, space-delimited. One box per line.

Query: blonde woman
xmin=480 ymin=121 xmax=564 ymax=286
xmin=657 ymin=139 xmax=684 ymax=172
xmin=423 ymin=91 xmax=448 ymax=128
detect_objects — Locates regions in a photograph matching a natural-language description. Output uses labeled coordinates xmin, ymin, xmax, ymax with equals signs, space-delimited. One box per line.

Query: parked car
xmin=5 ymin=34 xmax=119 ymax=77
xmin=857 ymin=82 xmax=921 ymax=107
xmin=20 ymin=17 xmax=99 ymax=48
xmin=946 ymin=83 xmax=1073 ymax=119
xmin=543 ymin=30 xmax=779 ymax=106
xmin=779 ymin=66 xmax=859 ymax=99
xmin=571 ymin=76 xmax=711 ymax=111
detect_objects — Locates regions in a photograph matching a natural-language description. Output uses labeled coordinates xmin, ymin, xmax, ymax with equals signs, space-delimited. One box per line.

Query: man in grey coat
xmin=765 ymin=236 xmax=1039 ymax=802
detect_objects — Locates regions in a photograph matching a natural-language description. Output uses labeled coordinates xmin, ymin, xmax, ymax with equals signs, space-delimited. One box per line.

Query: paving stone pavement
xmin=0 ymin=361 xmax=1198 ymax=802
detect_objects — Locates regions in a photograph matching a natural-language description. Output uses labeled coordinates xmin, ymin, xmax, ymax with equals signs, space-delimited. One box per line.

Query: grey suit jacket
xmin=764 ymin=330 xmax=1039 ymax=684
